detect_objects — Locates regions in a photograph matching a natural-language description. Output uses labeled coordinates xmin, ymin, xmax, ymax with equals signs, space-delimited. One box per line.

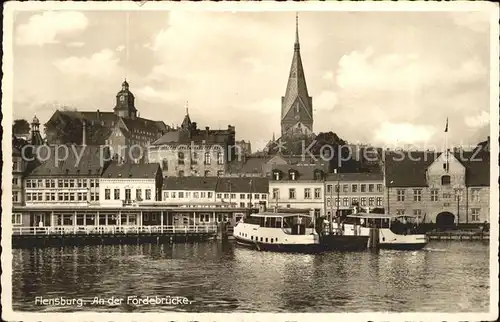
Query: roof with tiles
xmin=26 ymin=145 xmax=110 ymax=177
xmin=325 ymin=172 xmax=383 ymax=182
xmin=227 ymin=157 xmax=270 ymax=174
xmin=102 ymin=162 xmax=161 ymax=179
xmin=162 ymin=176 xmax=219 ymax=191
xmin=384 ymin=150 xmax=490 ymax=187
xmin=216 ymin=177 xmax=269 ymax=193
xmin=152 ymin=128 xmax=232 ymax=146
xmin=270 ymin=164 xmax=328 ymax=181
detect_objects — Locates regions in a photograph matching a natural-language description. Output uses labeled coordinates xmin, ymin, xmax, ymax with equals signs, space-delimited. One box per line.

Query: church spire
xmin=280 ymin=12 xmax=313 ymax=137
xmin=295 ymin=12 xmax=300 ymax=51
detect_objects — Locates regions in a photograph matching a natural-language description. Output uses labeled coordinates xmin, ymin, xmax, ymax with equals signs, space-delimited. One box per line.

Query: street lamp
xmin=387 ymin=180 xmax=394 ymax=214
xmin=455 ymin=187 xmax=463 ymax=225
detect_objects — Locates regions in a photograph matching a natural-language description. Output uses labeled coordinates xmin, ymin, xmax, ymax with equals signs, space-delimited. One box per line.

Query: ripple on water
xmin=11 ymin=240 xmax=491 ymax=312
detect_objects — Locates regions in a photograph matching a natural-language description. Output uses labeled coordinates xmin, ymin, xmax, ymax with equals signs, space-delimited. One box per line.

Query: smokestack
xmin=82 ymin=120 xmax=87 ymax=146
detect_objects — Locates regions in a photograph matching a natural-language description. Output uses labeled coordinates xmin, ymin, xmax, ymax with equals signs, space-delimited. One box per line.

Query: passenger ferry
xmin=233 ymin=211 xmax=369 ymax=253
xmin=342 ymin=211 xmax=428 ymax=250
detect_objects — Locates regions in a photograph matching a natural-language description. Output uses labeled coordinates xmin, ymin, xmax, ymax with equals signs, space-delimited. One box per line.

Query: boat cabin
xmin=345 ymin=213 xmax=422 ymax=235
xmin=241 ymin=212 xmax=314 ymax=235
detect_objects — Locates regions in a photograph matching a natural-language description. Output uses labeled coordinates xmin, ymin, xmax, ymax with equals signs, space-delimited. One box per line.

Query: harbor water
xmin=12 ymin=240 xmax=490 ymax=312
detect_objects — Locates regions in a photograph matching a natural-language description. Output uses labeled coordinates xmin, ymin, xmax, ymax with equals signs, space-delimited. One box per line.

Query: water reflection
xmin=11 ymin=240 xmax=490 ymax=313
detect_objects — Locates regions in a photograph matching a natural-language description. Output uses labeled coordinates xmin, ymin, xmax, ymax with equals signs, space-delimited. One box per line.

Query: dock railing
xmin=12 ymin=225 xmax=218 ymax=236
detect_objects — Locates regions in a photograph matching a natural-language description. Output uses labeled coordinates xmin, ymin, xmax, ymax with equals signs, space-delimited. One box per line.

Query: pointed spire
xmin=295 ymin=12 xmax=300 ymax=51
xmin=185 ymin=101 xmax=189 ymax=115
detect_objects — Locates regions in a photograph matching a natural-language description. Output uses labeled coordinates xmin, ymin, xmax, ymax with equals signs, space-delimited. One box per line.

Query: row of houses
xmin=12 ymin=137 xmax=491 ymax=227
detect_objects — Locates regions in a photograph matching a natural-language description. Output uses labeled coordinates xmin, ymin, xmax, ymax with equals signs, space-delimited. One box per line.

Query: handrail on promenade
xmin=12 ymin=225 xmax=218 ymax=236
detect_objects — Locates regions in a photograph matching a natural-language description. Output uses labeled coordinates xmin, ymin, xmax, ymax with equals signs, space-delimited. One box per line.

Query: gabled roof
xmin=26 ymin=145 xmax=110 ymax=177
xmin=102 ymin=162 xmax=160 ymax=179
xmin=216 ymin=177 xmax=269 ymax=193
xmin=384 ymin=151 xmax=490 ymax=187
xmin=162 ymin=176 xmax=219 ymax=191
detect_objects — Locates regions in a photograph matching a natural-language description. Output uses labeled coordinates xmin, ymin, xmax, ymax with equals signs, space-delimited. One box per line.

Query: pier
xmin=426 ymin=230 xmax=489 ymax=241
xmin=12 ymin=225 xmax=218 ymax=248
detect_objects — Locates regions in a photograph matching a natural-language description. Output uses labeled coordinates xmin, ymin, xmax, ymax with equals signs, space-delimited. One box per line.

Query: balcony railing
xmin=12 ymin=225 xmax=218 ymax=236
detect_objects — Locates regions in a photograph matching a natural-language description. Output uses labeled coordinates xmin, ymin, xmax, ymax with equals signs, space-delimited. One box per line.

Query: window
xmin=413 ymin=209 xmax=422 ymax=218
xmin=360 ymin=197 xmax=366 ymax=206
xmin=217 ymin=152 xmax=224 ymax=165
xmin=368 ymin=197 xmax=374 ymax=206
xmin=204 ymin=152 xmax=211 ymax=165
xmin=216 ymin=193 xmax=222 ymax=199
xmin=289 ymin=188 xmax=296 ymax=199
xmin=335 ymin=198 xmax=340 ymax=206
xmin=351 ymin=197 xmax=358 ymax=205
xmin=396 ymin=209 xmax=405 ymax=216
xmin=186 ymin=192 xmax=191 ymax=198
xmin=145 ymin=189 xmax=152 ymax=200
xmin=396 ymin=189 xmax=405 ymax=202
xmin=376 ymin=184 xmax=383 ymax=192
xmin=254 ymin=194 xmax=259 ymax=200
xmin=274 ymin=171 xmax=280 ymax=180
xmin=12 ymin=192 xmax=19 ymax=202
xmin=413 ymin=189 xmax=422 ymax=202
xmin=224 ymin=193 xmax=229 ymax=199
xmin=201 ymin=192 xmax=206 ymax=198
xmin=192 ymin=152 xmax=198 ymax=165
xmin=171 ymin=192 xmax=177 ymax=198
xmin=376 ymin=197 xmax=382 ymax=206
xmin=326 ymin=184 xmax=333 ymax=194
xmin=12 ymin=213 xmax=22 ymax=225
xmin=471 ymin=189 xmax=480 ymax=202
xmin=136 ymin=189 xmax=142 ymax=201
xmin=179 ymin=170 xmax=184 ymax=177
xmin=164 ymin=191 xmax=169 ymax=199
xmin=326 ymin=199 xmax=331 ymax=207
xmin=162 ymin=159 xmax=169 ymax=170
xmin=177 ymin=152 xmax=185 ymax=165
xmin=343 ymin=197 xmax=349 ymax=207
xmin=360 ymin=184 xmax=366 ymax=192
xmin=114 ymin=189 xmax=120 ymax=200
xmin=217 ymin=170 xmax=224 ymax=177
xmin=194 ymin=192 xmax=200 ymax=198
xmin=314 ymin=188 xmax=321 ymax=199
xmin=105 ymin=189 xmax=111 ymax=200
xmin=335 ymin=184 xmax=340 ymax=193
xmin=247 ymin=194 xmax=251 ymax=199
xmin=13 ymin=161 xmax=19 ymax=171
xmin=368 ymin=184 xmax=374 ymax=192
xmin=272 ymin=188 xmax=279 ymax=200
xmin=240 ymin=194 xmax=245 ymax=199
xmin=304 ymin=188 xmax=311 ymax=199
xmin=343 ymin=184 xmax=349 ymax=193
xmin=208 ymin=192 xmax=213 ymax=198
xmin=314 ymin=209 xmax=321 ymax=217
xmin=204 ymin=170 xmax=210 ymax=177
xmin=289 ymin=171 xmax=296 ymax=180
xmin=441 ymin=175 xmax=451 ymax=185
xmin=430 ymin=190 xmax=439 ymax=202
xmin=261 ymin=194 xmax=267 ymax=199
xmin=352 ymin=184 xmax=358 ymax=193
xmin=240 ymin=202 xmax=245 ymax=207
xmin=471 ymin=208 xmax=480 ymax=222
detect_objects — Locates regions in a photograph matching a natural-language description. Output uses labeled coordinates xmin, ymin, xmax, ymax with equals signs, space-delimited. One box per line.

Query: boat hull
xmin=234 ymin=235 xmax=369 ymax=253
xmin=379 ymin=242 xmax=428 ymax=251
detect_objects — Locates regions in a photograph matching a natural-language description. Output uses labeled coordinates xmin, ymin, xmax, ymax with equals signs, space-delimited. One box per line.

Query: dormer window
xmin=314 ymin=169 xmax=324 ymax=180
xmin=272 ymin=170 xmax=281 ymax=181
xmin=441 ymin=175 xmax=451 ymax=186
xmin=288 ymin=170 xmax=297 ymax=181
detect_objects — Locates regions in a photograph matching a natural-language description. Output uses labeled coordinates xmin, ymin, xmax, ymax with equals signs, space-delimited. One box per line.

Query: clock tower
xmin=114 ymin=79 xmax=137 ymax=119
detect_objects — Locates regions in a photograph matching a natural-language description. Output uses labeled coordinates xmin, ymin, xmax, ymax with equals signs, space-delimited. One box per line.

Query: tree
xmin=13 ymin=119 xmax=30 ymax=135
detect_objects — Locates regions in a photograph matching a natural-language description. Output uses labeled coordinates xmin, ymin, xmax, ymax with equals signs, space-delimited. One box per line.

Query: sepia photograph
xmin=1 ymin=1 xmax=499 ymax=321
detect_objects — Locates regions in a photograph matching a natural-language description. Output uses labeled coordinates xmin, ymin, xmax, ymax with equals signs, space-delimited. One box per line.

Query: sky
xmin=10 ymin=8 xmax=494 ymax=151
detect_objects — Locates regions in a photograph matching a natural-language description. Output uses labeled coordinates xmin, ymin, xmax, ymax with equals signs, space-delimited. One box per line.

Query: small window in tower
xmin=120 ymin=95 xmax=125 ymax=102
xmin=296 ymin=104 xmax=300 ymax=113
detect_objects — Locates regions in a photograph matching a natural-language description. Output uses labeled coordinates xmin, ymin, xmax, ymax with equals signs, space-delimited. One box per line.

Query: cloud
xmin=67 ymin=41 xmax=85 ymax=48
xmin=374 ymin=122 xmax=436 ymax=146
xmin=16 ymin=11 xmax=88 ymax=46
xmin=465 ymin=111 xmax=490 ymax=128
xmin=136 ymin=86 xmax=180 ymax=103
xmin=322 ymin=71 xmax=334 ymax=81
xmin=53 ymin=49 xmax=121 ymax=79
xmin=450 ymin=11 xmax=491 ymax=33
xmin=314 ymin=90 xmax=338 ymax=112
xmin=116 ymin=45 xmax=125 ymax=52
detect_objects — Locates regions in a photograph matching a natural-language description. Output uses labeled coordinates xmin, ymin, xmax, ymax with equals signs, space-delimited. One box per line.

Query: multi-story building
xmin=162 ymin=176 xmax=218 ymax=204
xmin=22 ymin=145 xmax=111 ymax=226
xmin=99 ymin=162 xmax=163 ymax=207
xmin=44 ymin=80 xmax=168 ymax=162
xmin=215 ymin=177 xmax=269 ymax=208
xmin=268 ymin=164 xmax=327 ymax=217
xmin=324 ymin=172 xmax=384 ymax=217
xmin=384 ymin=148 xmax=490 ymax=225
xmin=148 ymin=109 xmax=236 ymax=177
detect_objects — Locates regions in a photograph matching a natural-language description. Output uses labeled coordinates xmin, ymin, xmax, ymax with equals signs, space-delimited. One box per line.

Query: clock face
xmin=294 ymin=115 xmax=300 ymax=120
xmin=120 ymin=95 xmax=125 ymax=102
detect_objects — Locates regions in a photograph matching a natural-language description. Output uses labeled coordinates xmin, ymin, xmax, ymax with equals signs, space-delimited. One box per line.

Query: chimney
xmin=82 ymin=120 xmax=87 ymax=146
xmin=205 ymin=126 xmax=209 ymax=136
xmin=192 ymin=122 xmax=197 ymax=130
xmin=96 ymin=110 xmax=100 ymax=120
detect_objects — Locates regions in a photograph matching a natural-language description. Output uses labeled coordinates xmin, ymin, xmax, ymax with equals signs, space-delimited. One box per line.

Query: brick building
xmin=147 ymin=108 xmax=236 ymax=177
xmin=44 ymin=80 xmax=168 ymax=162
xmin=384 ymin=148 xmax=490 ymax=225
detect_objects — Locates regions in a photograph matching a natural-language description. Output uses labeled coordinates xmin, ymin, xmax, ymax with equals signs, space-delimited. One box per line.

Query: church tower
xmin=281 ymin=13 xmax=313 ymax=138
xmin=114 ymin=79 xmax=137 ymax=119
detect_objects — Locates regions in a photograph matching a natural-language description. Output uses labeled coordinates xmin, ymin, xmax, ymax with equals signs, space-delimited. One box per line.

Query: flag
xmin=444 ymin=118 xmax=448 ymax=133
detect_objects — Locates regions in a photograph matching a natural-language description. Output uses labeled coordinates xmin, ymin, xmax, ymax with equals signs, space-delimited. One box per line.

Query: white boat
xmin=233 ymin=212 xmax=369 ymax=253
xmin=342 ymin=211 xmax=428 ymax=250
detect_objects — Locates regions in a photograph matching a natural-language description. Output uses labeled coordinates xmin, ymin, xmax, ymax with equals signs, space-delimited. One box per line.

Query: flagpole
xmin=445 ymin=118 xmax=449 ymax=172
